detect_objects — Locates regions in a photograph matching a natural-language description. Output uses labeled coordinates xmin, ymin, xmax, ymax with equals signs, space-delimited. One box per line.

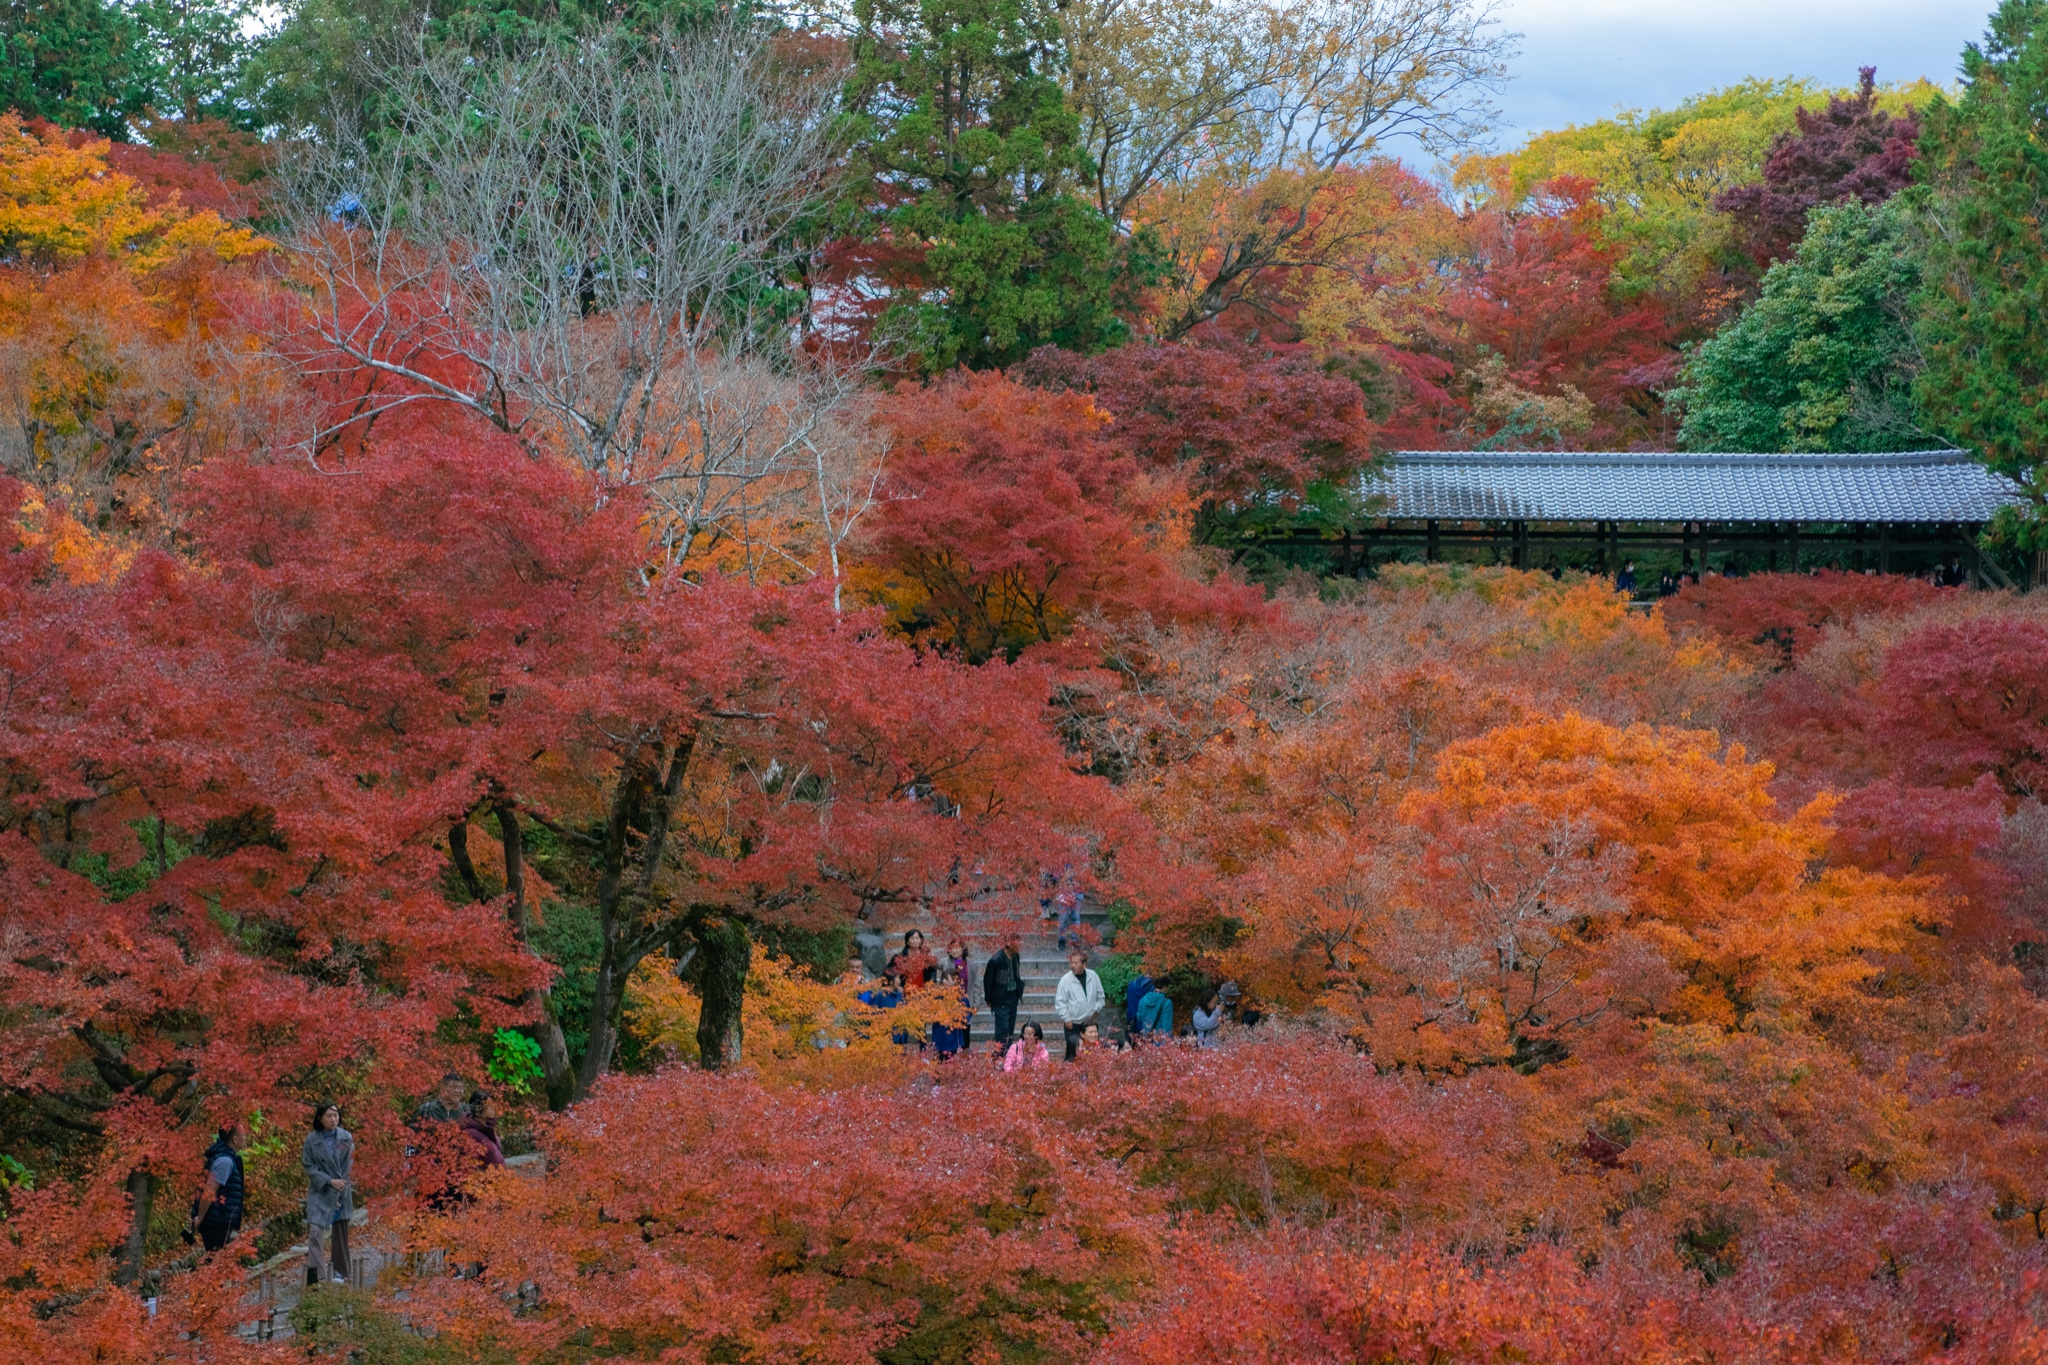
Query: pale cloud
xmin=1490 ymin=0 xmax=1990 ymax=139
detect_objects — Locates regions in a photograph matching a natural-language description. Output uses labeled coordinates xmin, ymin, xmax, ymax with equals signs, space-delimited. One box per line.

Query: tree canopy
xmin=1913 ymin=0 xmax=2048 ymax=560
xmin=4 ymin=4 xmax=2048 ymax=1361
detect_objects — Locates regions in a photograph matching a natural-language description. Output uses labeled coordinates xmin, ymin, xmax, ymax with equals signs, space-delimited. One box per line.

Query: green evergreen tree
xmin=1674 ymin=199 xmax=1933 ymax=453
xmin=1912 ymin=0 xmax=2048 ymax=575
xmin=844 ymin=0 xmax=1134 ymax=372
xmin=0 ymin=0 xmax=149 ymax=137
xmin=132 ymin=0 xmax=262 ymax=123
xmin=248 ymin=0 xmax=716 ymax=134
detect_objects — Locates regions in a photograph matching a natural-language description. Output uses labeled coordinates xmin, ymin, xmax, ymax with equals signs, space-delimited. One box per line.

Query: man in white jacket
xmin=1053 ymin=948 xmax=1105 ymax=1061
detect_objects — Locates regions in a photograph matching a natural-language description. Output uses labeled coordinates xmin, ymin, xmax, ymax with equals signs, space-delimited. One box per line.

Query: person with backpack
xmin=1123 ymin=973 xmax=1153 ymax=1037
xmin=1133 ymin=980 xmax=1173 ymax=1041
xmin=189 ymin=1122 xmax=247 ymax=1253
xmin=982 ymin=936 xmax=1025 ymax=1045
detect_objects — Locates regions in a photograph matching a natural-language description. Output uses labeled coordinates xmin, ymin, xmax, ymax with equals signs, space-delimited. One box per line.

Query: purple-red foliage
xmin=1827 ymin=776 xmax=2020 ymax=950
xmin=1875 ymin=616 xmax=2048 ymax=801
xmin=1716 ymin=68 xmax=1922 ymax=268
xmin=1016 ymin=338 xmax=1374 ymax=505
xmin=1663 ymin=570 xmax=1942 ymax=669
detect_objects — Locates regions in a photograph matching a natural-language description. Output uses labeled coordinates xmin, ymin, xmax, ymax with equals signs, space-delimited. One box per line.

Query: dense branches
xmin=1912 ymin=0 xmax=2048 ymax=572
xmin=7 ymin=7 xmax=2048 ymax=1360
xmin=276 ymin=19 xmax=853 ymax=567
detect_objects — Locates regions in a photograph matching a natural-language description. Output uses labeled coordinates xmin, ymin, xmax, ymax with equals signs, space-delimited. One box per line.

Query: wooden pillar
xmin=1338 ymin=529 xmax=1354 ymax=578
xmin=1788 ymin=522 xmax=1801 ymax=575
xmin=1853 ymin=523 xmax=1867 ymax=573
xmin=1879 ymin=522 xmax=1892 ymax=575
xmin=1513 ymin=520 xmax=1529 ymax=569
xmin=1608 ymin=520 xmax=1622 ymax=575
xmin=1767 ymin=521 xmax=1779 ymax=573
xmin=1426 ymin=519 xmax=1440 ymax=563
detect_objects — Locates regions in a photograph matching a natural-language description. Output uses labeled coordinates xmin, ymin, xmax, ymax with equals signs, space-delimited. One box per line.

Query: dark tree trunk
xmin=695 ymin=916 xmax=751 ymax=1071
xmin=571 ymin=736 xmax=695 ymax=1100
xmin=575 ymin=947 xmax=637 ymax=1098
xmin=448 ymin=819 xmax=488 ymax=902
xmin=115 ymin=1167 xmax=155 ymax=1287
xmin=496 ymin=803 xmax=575 ymax=1110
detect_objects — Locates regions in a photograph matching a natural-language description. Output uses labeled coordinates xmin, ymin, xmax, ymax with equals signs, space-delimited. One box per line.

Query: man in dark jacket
xmin=982 ymin=935 xmax=1025 ymax=1044
xmin=414 ymin=1072 xmax=471 ymax=1124
xmin=190 ymin=1122 xmax=247 ymax=1253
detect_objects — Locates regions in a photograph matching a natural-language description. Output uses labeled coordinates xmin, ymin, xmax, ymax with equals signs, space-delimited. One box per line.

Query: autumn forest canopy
xmin=3 ymin=0 xmax=2048 ymax=1361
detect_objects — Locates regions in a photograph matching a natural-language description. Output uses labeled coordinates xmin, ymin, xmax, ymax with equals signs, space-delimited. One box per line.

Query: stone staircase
xmin=859 ymin=899 xmax=1117 ymax=1046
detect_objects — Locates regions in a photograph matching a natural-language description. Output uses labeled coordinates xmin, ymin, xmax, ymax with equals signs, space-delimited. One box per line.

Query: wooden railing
xmin=236 ymin=1152 xmax=544 ymax=1341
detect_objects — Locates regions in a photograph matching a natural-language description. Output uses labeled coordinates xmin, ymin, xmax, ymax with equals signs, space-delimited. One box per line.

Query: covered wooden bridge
xmin=1271 ymin=449 xmax=2023 ymax=588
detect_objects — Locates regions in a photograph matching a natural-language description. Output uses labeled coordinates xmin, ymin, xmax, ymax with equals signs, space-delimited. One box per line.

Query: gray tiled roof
xmin=1361 ymin=450 xmax=2020 ymax=524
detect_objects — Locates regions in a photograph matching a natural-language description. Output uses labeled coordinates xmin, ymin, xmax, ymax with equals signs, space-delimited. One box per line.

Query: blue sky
xmin=1492 ymin=0 xmax=1993 ymax=140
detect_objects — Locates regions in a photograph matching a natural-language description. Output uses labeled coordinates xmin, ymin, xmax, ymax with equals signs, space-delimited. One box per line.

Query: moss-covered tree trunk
xmin=694 ymin=917 xmax=752 ymax=1071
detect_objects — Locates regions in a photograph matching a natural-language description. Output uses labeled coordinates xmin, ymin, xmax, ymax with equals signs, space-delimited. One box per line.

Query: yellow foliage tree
xmin=0 ymin=114 xmax=268 ymax=532
xmin=625 ymin=952 xmax=973 ymax=1087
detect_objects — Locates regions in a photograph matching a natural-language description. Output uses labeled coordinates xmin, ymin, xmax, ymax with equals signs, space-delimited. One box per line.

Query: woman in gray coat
xmin=302 ymin=1101 xmax=354 ymax=1284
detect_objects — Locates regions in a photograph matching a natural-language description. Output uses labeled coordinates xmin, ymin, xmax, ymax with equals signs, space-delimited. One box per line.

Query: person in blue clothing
xmin=1041 ymin=868 xmax=1082 ymax=950
xmin=930 ymin=939 xmax=971 ymax=1058
xmin=1615 ymin=561 xmax=1637 ymax=595
xmin=1123 ymin=973 xmax=1153 ymax=1036
xmin=1133 ymin=980 xmax=1173 ymax=1041
xmin=189 ymin=1121 xmax=247 ymax=1253
xmin=857 ymin=968 xmax=905 ymax=1009
xmin=858 ymin=970 xmax=912 ymax=1048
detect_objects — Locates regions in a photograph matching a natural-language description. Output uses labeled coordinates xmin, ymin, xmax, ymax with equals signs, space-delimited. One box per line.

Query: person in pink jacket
xmin=1003 ymin=1021 xmax=1052 ymax=1071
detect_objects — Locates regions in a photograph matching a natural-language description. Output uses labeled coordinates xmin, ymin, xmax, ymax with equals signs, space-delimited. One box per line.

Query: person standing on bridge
xmin=983 ymin=935 xmax=1025 ymax=1045
xmin=303 ymin=1101 xmax=354 ymax=1285
xmin=1054 ymin=948 xmax=1105 ymax=1061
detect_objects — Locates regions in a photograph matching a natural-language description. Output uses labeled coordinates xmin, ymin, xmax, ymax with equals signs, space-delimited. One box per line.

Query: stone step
xmin=859 ymin=923 xmax=1118 ymax=980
